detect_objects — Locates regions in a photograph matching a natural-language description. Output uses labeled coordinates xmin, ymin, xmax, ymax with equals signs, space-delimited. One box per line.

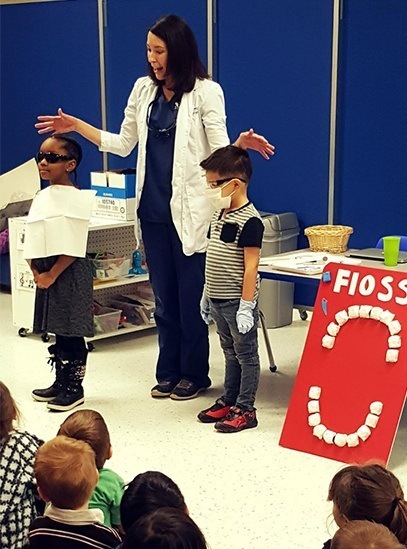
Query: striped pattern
xmin=28 ymin=517 xmax=121 ymax=548
xmin=206 ymin=203 xmax=263 ymax=299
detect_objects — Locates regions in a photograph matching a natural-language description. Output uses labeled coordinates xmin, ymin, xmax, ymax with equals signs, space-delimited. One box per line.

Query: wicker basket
xmin=304 ymin=225 xmax=353 ymax=253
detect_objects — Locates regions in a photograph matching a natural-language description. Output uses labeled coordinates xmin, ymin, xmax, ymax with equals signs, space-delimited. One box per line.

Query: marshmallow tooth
xmin=388 ymin=320 xmax=402 ymax=336
xmin=359 ymin=305 xmax=372 ymax=318
xmin=334 ymin=433 xmax=347 ymax=447
xmin=386 ymin=349 xmax=399 ymax=363
xmin=327 ymin=322 xmax=340 ymax=337
xmin=308 ymin=413 xmax=321 ymax=427
xmin=313 ymin=424 xmax=327 ymax=440
xmin=357 ymin=425 xmax=371 ymax=441
xmin=322 ymin=334 xmax=335 ymax=349
xmin=335 ymin=310 xmax=349 ymax=326
xmin=309 ymin=386 xmax=321 ymax=399
xmin=365 ymin=413 xmax=379 ymax=428
xmin=348 ymin=305 xmax=360 ymax=319
xmin=388 ymin=335 xmax=401 ymax=348
xmin=346 ymin=433 xmax=360 ymax=447
xmin=370 ymin=307 xmax=384 ymax=320
xmin=323 ymin=430 xmax=336 ymax=444
xmin=370 ymin=401 xmax=383 ymax=415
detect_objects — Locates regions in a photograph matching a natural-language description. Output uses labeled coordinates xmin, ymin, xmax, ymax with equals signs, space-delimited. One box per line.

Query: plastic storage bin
xmin=258 ymin=212 xmax=299 ymax=328
xmin=93 ymin=307 xmax=121 ymax=334
xmin=91 ymin=256 xmax=130 ymax=281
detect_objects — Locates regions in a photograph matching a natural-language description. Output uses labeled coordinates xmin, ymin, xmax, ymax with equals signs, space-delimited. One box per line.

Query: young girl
xmin=25 ymin=134 xmax=96 ymax=412
xmin=323 ymin=463 xmax=407 ymax=547
xmin=0 ymin=382 xmax=43 ymax=548
xmin=57 ymin=409 xmax=125 ymax=530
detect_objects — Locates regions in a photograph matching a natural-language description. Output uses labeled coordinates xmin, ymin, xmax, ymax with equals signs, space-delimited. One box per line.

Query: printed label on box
xmin=92 ymin=197 xmax=135 ymax=221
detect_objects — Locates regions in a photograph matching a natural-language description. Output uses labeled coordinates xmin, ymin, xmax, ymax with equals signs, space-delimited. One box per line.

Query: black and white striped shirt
xmin=205 ymin=202 xmax=264 ymax=299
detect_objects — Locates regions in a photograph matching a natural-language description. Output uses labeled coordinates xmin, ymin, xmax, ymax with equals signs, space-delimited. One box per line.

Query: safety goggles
xmin=206 ymin=177 xmax=247 ymax=189
xmin=36 ymin=151 xmax=73 ymax=164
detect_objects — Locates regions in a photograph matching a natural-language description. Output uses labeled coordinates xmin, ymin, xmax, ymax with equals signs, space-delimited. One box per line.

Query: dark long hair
xmin=120 ymin=471 xmax=187 ymax=532
xmin=147 ymin=14 xmax=208 ymax=93
xmin=328 ymin=464 xmax=407 ymax=545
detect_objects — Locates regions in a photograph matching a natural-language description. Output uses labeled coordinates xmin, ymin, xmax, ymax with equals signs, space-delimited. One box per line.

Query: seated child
xmin=29 ymin=435 xmax=122 ymax=548
xmin=330 ymin=520 xmax=406 ymax=549
xmin=0 ymin=382 xmax=43 ymax=549
xmin=323 ymin=463 xmax=407 ymax=547
xmin=57 ymin=409 xmax=124 ymax=529
xmin=198 ymin=145 xmax=264 ymax=432
xmin=122 ymin=507 xmax=207 ymax=549
xmin=120 ymin=471 xmax=187 ymax=534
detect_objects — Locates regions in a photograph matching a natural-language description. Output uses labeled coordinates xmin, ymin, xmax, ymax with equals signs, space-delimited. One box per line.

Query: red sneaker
xmin=215 ymin=406 xmax=258 ymax=433
xmin=197 ymin=398 xmax=232 ymax=423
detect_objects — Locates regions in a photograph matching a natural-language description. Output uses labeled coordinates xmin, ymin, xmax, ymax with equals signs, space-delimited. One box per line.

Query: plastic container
xmin=91 ymin=256 xmax=130 ymax=281
xmin=93 ymin=307 xmax=122 ymax=334
xmin=258 ymin=212 xmax=300 ymax=328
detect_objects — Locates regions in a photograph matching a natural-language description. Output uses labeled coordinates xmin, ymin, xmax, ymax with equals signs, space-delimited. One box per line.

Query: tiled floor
xmin=1 ymin=290 xmax=406 ymax=549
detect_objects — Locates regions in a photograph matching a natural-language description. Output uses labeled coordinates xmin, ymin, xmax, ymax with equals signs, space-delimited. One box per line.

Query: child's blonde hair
xmin=0 ymin=381 xmax=21 ymax=442
xmin=57 ymin=409 xmax=111 ymax=469
xmin=34 ymin=435 xmax=98 ymax=509
xmin=331 ymin=520 xmax=405 ymax=549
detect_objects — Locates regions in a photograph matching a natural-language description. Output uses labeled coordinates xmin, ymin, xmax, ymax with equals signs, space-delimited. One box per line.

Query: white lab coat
xmin=100 ymin=76 xmax=230 ymax=255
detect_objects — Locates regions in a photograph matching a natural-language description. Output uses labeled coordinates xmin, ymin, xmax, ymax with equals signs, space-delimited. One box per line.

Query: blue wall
xmin=335 ymin=0 xmax=407 ymax=247
xmin=216 ymin=0 xmax=334 ymax=248
xmin=0 ymin=0 xmax=102 ymax=187
xmin=1 ymin=0 xmax=406 ymax=245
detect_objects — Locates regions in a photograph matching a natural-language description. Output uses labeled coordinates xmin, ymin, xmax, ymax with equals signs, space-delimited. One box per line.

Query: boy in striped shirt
xmin=29 ymin=436 xmax=121 ymax=548
xmin=198 ymin=146 xmax=264 ymax=432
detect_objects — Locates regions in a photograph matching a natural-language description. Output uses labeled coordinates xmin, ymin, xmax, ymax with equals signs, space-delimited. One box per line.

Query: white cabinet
xmin=9 ymin=217 xmax=155 ymax=342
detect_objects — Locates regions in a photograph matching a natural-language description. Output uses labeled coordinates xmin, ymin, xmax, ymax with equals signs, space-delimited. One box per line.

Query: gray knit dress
xmin=32 ymin=256 xmax=94 ymax=338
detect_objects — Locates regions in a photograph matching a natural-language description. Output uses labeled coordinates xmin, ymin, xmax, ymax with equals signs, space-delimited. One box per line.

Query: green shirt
xmin=88 ymin=468 xmax=124 ymax=527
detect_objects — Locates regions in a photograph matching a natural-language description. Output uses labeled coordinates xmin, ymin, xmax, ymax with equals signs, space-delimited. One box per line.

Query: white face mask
xmin=205 ymin=180 xmax=236 ymax=210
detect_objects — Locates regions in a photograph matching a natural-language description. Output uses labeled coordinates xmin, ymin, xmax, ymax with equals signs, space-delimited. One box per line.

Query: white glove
xmin=236 ymin=298 xmax=256 ymax=334
xmin=200 ymin=289 xmax=213 ymax=325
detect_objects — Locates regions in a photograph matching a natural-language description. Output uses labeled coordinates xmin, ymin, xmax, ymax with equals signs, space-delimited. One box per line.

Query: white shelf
xmin=93 ymin=273 xmax=150 ymax=290
xmin=87 ymin=321 xmax=155 ymax=342
xmin=89 ymin=218 xmax=134 ymax=230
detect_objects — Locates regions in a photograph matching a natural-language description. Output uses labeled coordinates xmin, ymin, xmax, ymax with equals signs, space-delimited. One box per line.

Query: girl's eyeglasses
xmin=36 ymin=152 xmax=73 ymax=164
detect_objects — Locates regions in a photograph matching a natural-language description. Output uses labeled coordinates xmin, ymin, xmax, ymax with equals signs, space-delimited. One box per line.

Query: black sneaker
xmin=170 ymin=379 xmax=209 ymax=401
xmin=151 ymin=380 xmax=178 ymax=398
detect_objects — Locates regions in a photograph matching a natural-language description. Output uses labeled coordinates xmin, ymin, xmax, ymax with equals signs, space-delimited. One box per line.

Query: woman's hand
xmin=35 ymin=108 xmax=77 ymax=135
xmin=234 ymin=129 xmax=275 ymax=160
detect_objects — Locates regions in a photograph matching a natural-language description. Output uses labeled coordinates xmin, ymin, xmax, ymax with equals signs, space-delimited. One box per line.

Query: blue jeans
xmin=209 ymin=299 xmax=260 ymax=410
xmin=141 ymin=220 xmax=210 ymax=387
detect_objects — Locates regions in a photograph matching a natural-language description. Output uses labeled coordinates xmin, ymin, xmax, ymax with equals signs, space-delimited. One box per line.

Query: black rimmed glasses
xmin=36 ymin=152 xmax=73 ymax=164
xmin=146 ymin=99 xmax=179 ymax=138
xmin=206 ymin=177 xmax=247 ymax=189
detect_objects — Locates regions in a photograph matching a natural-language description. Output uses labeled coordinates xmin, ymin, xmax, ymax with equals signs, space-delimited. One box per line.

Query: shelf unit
xmin=9 ymin=217 xmax=155 ymax=342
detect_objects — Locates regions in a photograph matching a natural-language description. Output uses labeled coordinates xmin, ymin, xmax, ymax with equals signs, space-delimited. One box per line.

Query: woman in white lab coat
xmin=36 ymin=14 xmax=274 ymax=401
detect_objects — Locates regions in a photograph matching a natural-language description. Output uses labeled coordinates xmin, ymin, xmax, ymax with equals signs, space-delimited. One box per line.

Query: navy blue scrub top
xmin=137 ymin=87 xmax=180 ymax=223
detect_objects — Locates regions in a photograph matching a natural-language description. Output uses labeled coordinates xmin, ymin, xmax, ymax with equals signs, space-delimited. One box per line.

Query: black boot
xmin=32 ymin=345 xmax=65 ymax=402
xmin=47 ymin=350 xmax=87 ymax=412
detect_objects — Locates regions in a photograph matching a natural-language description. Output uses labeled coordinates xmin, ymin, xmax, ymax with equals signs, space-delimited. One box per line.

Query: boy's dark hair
xmin=123 ymin=507 xmax=207 ymax=549
xmin=328 ymin=463 xmax=407 ymax=545
xmin=147 ymin=14 xmax=208 ymax=93
xmin=0 ymin=381 xmax=20 ymax=442
xmin=331 ymin=520 xmax=405 ymax=549
xmin=120 ymin=471 xmax=186 ymax=532
xmin=57 ymin=409 xmax=110 ymax=470
xmin=200 ymin=145 xmax=253 ymax=182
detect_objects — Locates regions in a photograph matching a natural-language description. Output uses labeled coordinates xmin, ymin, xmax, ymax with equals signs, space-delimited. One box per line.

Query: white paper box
xmin=92 ymin=197 xmax=135 ymax=221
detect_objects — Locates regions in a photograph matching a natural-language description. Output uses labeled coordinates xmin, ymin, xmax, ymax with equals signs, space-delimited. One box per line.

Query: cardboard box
xmin=92 ymin=196 xmax=135 ymax=221
xmin=91 ymin=170 xmax=136 ymax=199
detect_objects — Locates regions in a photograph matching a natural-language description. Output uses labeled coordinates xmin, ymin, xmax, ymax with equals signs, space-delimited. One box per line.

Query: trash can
xmin=258 ymin=212 xmax=299 ymax=328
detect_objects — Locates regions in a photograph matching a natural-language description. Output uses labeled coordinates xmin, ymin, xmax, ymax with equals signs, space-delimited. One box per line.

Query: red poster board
xmin=279 ymin=263 xmax=407 ymax=464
